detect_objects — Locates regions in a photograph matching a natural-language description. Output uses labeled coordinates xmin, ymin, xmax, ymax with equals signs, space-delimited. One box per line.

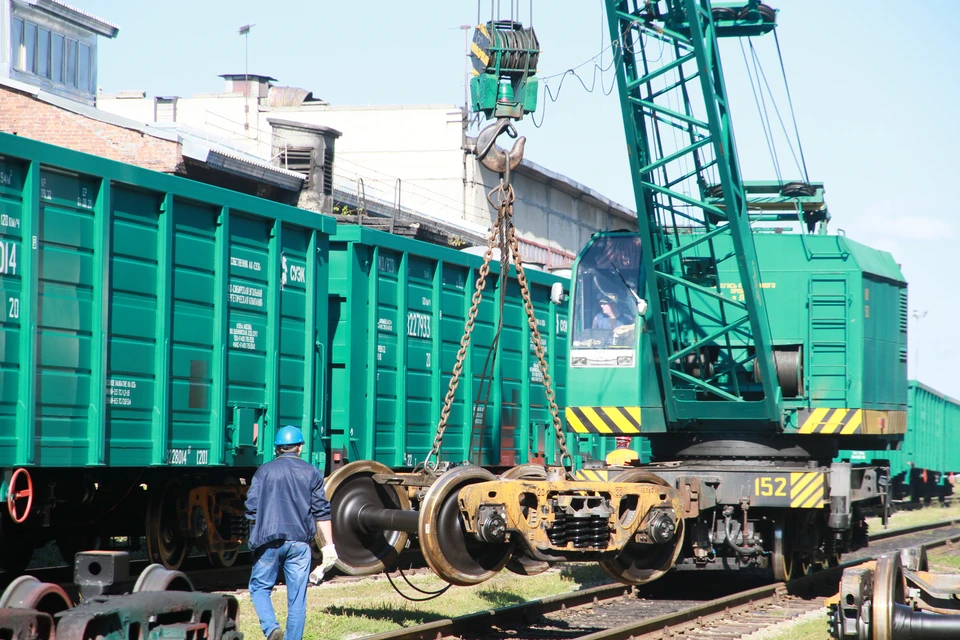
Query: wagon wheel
xmin=145 ymin=480 xmax=190 ymax=570
xmin=419 ymin=466 xmax=515 ymax=586
xmin=771 ymin=515 xmax=794 ymax=582
xmin=0 ymin=576 xmax=71 ymax=616
xmin=326 ymin=460 xmax=411 ymax=576
xmin=500 ymin=464 xmax=552 ymax=577
xmin=600 ymin=469 xmax=684 ymax=585
xmin=207 ymin=547 xmax=238 ymax=568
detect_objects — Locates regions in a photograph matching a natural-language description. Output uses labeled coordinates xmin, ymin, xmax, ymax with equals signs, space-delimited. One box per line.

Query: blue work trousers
xmin=249 ymin=540 xmax=312 ymax=640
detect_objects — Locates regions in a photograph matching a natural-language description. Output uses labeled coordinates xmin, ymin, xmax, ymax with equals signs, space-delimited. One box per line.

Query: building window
xmin=66 ymin=38 xmax=77 ymax=88
xmin=51 ymin=33 xmax=64 ymax=83
xmin=322 ymin=147 xmax=335 ymax=196
xmin=280 ymin=147 xmax=314 ymax=186
xmin=38 ymin=28 xmax=50 ymax=78
xmin=12 ymin=18 xmax=23 ymax=70
xmin=23 ymin=22 xmax=37 ymax=74
xmin=11 ymin=17 xmax=94 ymax=94
xmin=79 ymin=43 xmax=91 ymax=91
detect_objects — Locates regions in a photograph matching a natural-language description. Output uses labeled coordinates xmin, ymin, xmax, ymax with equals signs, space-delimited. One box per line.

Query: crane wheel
xmin=419 ymin=466 xmax=515 ymax=586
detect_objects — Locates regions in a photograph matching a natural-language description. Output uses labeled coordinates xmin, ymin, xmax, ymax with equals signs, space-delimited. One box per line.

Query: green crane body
xmin=563 ymin=0 xmax=907 ymax=460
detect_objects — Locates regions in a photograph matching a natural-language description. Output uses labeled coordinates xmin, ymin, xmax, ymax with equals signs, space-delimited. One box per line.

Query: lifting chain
xmin=425 ymin=152 xmax=573 ymax=472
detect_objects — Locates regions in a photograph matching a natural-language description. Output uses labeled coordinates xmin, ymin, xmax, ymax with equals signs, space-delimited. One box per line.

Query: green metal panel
xmin=327 ymin=225 xmax=574 ymax=469
xmin=0 ymin=132 xmax=334 ymax=469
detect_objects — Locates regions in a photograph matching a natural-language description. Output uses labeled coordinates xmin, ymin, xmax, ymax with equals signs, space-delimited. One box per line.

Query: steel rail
xmin=357 ymin=518 xmax=960 ymax=640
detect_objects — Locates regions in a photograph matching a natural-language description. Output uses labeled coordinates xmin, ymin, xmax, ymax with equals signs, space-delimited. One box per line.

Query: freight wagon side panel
xmin=0 ymin=134 xmax=333 ymax=470
xmin=327 ymin=226 xmax=573 ymax=470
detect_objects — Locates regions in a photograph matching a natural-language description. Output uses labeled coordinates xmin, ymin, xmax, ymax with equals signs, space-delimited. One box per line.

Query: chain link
xmin=426 ymin=173 xmax=573 ymax=471
xmin=425 ymin=202 xmax=506 ymax=469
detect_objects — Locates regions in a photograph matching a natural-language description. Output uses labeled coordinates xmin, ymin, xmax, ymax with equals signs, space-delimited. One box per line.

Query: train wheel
xmin=0 ymin=576 xmax=71 ymax=617
xmin=145 ymin=480 xmax=189 ymax=570
xmin=771 ymin=516 xmax=794 ymax=582
xmin=133 ymin=564 xmax=194 ymax=592
xmin=419 ymin=466 xmax=515 ymax=586
xmin=500 ymin=464 xmax=552 ymax=577
xmin=600 ymin=469 xmax=684 ymax=585
xmin=207 ymin=548 xmax=238 ymax=568
xmin=326 ymin=461 xmax=411 ymax=576
xmin=872 ymin=553 xmax=906 ymax=640
xmin=822 ymin=553 xmax=842 ymax=569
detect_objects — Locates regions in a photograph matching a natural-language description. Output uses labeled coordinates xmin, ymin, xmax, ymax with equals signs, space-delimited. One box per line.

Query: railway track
xmin=356 ymin=519 xmax=960 ymax=640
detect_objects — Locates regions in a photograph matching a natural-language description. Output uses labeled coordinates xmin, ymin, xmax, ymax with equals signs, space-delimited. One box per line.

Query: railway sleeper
xmin=325 ymin=461 xmax=685 ymax=587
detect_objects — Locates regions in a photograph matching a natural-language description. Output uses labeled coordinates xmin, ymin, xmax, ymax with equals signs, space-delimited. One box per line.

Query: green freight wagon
xmin=838 ymin=381 xmax=960 ymax=501
xmin=0 ymin=133 xmax=334 ymax=572
xmin=326 ymin=226 xmax=602 ymax=470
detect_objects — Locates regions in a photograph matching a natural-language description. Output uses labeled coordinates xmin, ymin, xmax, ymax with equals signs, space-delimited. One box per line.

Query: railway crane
xmin=326 ymin=0 xmax=906 ymax=585
xmin=566 ymin=0 xmax=905 ymax=580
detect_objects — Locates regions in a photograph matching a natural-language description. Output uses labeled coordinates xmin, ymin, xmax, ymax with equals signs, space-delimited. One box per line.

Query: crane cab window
xmin=573 ymin=234 xmax=644 ymax=349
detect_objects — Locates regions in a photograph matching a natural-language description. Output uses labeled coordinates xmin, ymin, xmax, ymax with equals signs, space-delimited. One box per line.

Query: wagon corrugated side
xmin=326 ymin=225 xmax=604 ymax=469
xmin=0 ymin=132 xmax=334 ymax=570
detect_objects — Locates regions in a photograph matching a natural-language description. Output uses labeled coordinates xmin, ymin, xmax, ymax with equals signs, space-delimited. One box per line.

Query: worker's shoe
xmin=267 ymin=628 xmax=284 ymax=640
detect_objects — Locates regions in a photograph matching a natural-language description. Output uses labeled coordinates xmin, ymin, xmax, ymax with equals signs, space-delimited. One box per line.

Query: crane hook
xmin=475 ymin=117 xmax=526 ymax=174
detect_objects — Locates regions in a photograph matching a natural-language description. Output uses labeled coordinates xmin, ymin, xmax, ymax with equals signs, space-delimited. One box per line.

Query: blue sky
xmin=83 ymin=1 xmax=959 ymax=398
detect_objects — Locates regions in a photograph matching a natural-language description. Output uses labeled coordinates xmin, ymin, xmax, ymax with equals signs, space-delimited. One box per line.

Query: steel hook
xmin=475 ymin=117 xmax=526 ymax=174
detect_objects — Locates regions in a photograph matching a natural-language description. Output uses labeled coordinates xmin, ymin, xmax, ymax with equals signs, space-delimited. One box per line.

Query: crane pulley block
xmin=470 ymin=20 xmax=539 ymax=120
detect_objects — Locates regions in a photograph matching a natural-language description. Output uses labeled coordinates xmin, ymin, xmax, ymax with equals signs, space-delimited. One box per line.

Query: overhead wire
xmin=748 ymin=38 xmax=806 ymax=182
xmin=773 ymin=29 xmax=809 ymax=183
xmin=740 ymin=38 xmax=783 ymax=185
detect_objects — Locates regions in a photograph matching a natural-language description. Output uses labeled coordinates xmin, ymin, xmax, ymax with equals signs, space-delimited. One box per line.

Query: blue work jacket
xmin=245 ymin=453 xmax=331 ymax=551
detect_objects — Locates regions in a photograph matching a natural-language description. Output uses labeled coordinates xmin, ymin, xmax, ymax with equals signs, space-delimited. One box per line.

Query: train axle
xmin=326 ymin=461 xmax=685 ymax=587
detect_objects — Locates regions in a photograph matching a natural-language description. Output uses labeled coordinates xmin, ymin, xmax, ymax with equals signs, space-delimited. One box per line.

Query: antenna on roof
xmin=238 ymin=23 xmax=255 ymax=129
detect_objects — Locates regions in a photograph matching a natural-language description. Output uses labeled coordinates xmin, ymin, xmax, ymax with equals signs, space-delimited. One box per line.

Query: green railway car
xmin=838 ymin=381 xmax=960 ymax=501
xmin=326 ymin=226 xmax=601 ymax=470
xmin=0 ymin=133 xmax=334 ymax=571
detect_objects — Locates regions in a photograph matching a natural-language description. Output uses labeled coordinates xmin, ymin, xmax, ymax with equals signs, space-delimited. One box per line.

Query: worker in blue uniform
xmin=245 ymin=426 xmax=338 ymax=640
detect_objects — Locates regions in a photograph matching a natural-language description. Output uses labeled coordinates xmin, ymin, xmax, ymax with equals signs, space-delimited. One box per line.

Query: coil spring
xmin=548 ymin=513 xmax=611 ymax=548
xmin=221 ymin=513 xmax=249 ymax=540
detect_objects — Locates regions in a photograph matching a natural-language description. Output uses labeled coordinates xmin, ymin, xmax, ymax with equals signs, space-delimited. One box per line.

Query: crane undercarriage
xmin=324 ymin=456 xmax=887 ymax=586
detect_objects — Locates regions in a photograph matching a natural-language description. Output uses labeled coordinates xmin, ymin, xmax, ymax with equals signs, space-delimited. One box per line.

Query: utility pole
xmin=238 ymin=23 xmax=255 ymax=131
xmin=911 ymin=309 xmax=928 ymax=380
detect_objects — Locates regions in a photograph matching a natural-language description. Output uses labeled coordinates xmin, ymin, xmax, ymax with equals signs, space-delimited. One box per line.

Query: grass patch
xmin=755 ymin=610 xmax=831 ymax=640
xmin=232 ymin=564 xmax=610 ymax=640
xmin=927 ymin=547 xmax=960 ymax=572
xmin=865 ymin=502 xmax=960 ymax=535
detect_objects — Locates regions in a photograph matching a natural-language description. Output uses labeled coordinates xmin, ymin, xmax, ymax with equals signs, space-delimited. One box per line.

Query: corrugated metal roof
xmin=32 ymin=0 xmax=120 ymax=36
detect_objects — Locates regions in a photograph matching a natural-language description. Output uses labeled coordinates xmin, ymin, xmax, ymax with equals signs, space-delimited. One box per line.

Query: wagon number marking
xmin=0 ymin=241 xmax=18 ymax=275
xmin=754 ymin=476 xmax=787 ymax=497
xmin=407 ymin=312 xmax=431 ymax=339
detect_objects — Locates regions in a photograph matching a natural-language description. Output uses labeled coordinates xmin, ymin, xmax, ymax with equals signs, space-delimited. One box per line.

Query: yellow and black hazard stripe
xmin=573 ymin=469 xmax=612 ymax=482
xmin=565 ymin=406 xmax=641 ymax=434
xmin=790 ymin=471 xmax=826 ymax=508
xmin=797 ymin=408 xmax=863 ymax=435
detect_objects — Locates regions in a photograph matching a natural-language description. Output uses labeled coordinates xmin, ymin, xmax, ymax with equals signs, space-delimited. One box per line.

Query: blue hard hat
xmin=275 ymin=425 xmax=305 ymax=447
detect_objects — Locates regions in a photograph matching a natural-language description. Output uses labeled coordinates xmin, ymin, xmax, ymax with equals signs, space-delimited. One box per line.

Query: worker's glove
xmin=309 ymin=544 xmax=338 ymax=584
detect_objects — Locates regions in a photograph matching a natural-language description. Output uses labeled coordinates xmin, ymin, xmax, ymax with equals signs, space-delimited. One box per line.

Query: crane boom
xmin=604 ymin=0 xmax=782 ymax=425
